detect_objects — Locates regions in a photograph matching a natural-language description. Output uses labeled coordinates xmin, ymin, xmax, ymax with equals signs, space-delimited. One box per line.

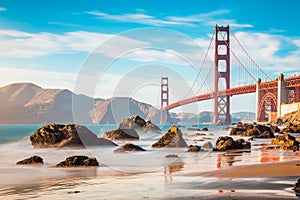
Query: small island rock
xmin=102 ymin=128 xmax=139 ymax=141
xmin=30 ymin=124 xmax=116 ymax=148
xmin=230 ymin=124 xmax=275 ymax=138
xmin=152 ymin=126 xmax=187 ymax=148
xmin=16 ymin=156 xmax=43 ymax=165
xmin=215 ymin=136 xmax=251 ymax=151
xmin=119 ymin=115 xmax=160 ymax=132
xmin=113 ymin=143 xmax=146 ymax=153
xmin=187 ymin=145 xmax=201 ymax=152
xmin=56 ymin=155 xmax=99 ymax=167
xmin=271 ymin=134 xmax=299 ymax=151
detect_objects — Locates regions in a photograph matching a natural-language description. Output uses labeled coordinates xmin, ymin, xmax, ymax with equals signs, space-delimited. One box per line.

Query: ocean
xmin=0 ymin=124 xmax=299 ymax=199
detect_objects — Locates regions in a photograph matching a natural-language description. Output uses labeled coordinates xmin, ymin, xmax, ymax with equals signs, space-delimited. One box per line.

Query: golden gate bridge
xmin=160 ymin=25 xmax=300 ymax=124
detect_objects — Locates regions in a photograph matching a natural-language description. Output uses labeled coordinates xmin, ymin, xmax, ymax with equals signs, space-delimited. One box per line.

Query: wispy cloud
xmin=86 ymin=9 xmax=253 ymax=28
xmin=86 ymin=11 xmax=181 ymax=26
xmin=230 ymin=31 xmax=300 ymax=77
xmin=0 ymin=7 xmax=6 ymax=11
xmin=48 ymin=21 xmax=79 ymax=27
xmin=0 ymin=29 xmax=153 ymax=59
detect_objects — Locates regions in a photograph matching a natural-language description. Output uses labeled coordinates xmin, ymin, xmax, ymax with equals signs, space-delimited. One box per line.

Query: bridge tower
xmin=160 ymin=77 xmax=169 ymax=124
xmin=213 ymin=25 xmax=231 ymax=124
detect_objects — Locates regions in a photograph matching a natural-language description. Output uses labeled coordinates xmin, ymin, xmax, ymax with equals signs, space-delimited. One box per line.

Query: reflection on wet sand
xmin=259 ymin=149 xmax=281 ymax=163
xmin=0 ymin=168 xmax=98 ymax=197
xmin=216 ymin=152 xmax=242 ymax=169
xmin=164 ymin=159 xmax=185 ymax=183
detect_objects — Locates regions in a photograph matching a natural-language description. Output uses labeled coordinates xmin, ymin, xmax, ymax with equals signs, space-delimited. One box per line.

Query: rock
xmin=293 ymin=178 xmax=300 ymax=196
xmin=202 ymin=127 xmax=208 ymax=131
xmin=16 ymin=156 xmax=43 ymax=165
xmin=280 ymin=123 xmax=300 ymax=134
xmin=30 ymin=124 xmax=116 ymax=148
xmin=165 ymin=154 xmax=179 ymax=158
xmin=187 ymin=145 xmax=201 ymax=152
xmin=152 ymin=126 xmax=188 ymax=148
xmin=145 ymin=120 xmax=161 ymax=131
xmin=230 ymin=124 xmax=274 ymax=138
xmin=215 ymin=136 xmax=251 ymax=151
xmin=187 ymin=128 xmax=201 ymax=131
xmin=113 ymin=143 xmax=146 ymax=153
xmin=119 ymin=115 xmax=160 ymax=132
xmin=102 ymin=128 xmax=139 ymax=141
xmin=56 ymin=155 xmax=99 ymax=167
xmin=271 ymin=134 xmax=299 ymax=151
xmin=202 ymin=141 xmax=213 ymax=149
xmin=281 ymin=110 xmax=300 ymax=124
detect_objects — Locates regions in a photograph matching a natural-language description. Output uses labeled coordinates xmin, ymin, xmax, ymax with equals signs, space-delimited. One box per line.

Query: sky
xmin=0 ymin=0 xmax=299 ymax=114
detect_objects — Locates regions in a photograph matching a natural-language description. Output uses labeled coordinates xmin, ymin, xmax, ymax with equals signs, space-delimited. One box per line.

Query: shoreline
xmin=192 ymin=160 xmax=300 ymax=178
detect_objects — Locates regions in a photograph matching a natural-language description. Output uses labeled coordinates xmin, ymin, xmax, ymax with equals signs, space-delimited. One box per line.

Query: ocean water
xmin=0 ymin=124 xmax=299 ymax=199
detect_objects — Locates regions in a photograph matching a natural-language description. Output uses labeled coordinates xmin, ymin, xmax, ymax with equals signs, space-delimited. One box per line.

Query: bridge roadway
xmin=163 ymin=75 xmax=300 ymax=111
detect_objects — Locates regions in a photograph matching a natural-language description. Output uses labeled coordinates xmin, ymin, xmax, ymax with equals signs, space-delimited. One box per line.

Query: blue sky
xmin=0 ymin=0 xmax=299 ymax=113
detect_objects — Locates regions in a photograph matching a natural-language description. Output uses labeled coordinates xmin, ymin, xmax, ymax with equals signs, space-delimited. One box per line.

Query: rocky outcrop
xmin=16 ymin=156 xmax=43 ymax=165
xmin=215 ymin=136 xmax=251 ymax=151
xmin=102 ymin=128 xmax=139 ymax=141
xmin=56 ymin=155 xmax=99 ymax=167
xmin=152 ymin=126 xmax=187 ymax=148
xmin=271 ymin=134 xmax=299 ymax=151
xmin=30 ymin=124 xmax=116 ymax=148
xmin=164 ymin=154 xmax=179 ymax=158
xmin=187 ymin=145 xmax=201 ymax=152
xmin=281 ymin=110 xmax=300 ymax=124
xmin=230 ymin=124 xmax=276 ymax=138
xmin=293 ymin=178 xmax=300 ymax=196
xmin=113 ymin=143 xmax=146 ymax=153
xmin=119 ymin=115 xmax=160 ymax=132
xmin=280 ymin=123 xmax=300 ymax=134
xmin=202 ymin=141 xmax=213 ymax=149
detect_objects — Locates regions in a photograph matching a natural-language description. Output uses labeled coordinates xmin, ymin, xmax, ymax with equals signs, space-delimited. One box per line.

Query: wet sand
xmin=194 ymin=160 xmax=300 ymax=178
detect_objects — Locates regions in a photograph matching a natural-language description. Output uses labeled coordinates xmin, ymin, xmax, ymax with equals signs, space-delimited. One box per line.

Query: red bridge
xmin=161 ymin=25 xmax=300 ymax=124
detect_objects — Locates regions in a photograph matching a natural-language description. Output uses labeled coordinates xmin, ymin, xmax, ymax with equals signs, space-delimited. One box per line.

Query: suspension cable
xmin=231 ymin=32 xmax=272 ymax=81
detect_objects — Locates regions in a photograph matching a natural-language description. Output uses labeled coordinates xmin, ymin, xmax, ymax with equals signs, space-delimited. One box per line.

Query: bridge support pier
xmin=160 ymin=77 xmax=170 ymax=124
xmin=255 ymin=78 xmax=261 ymax=122
xmin=277 ymin=73 xmax=289 ymax=118
xmin=213 ymin=25 xmax=231 ymax=124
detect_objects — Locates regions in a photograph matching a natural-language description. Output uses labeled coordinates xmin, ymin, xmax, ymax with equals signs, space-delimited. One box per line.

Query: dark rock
xmin=215 ymin=136 xmax=251 ymax=151
xmin=102 ymin=128 xmax=139 ymax=141
xmin=187 ymin=128 xmax=201 ymax=131
xmin=202 ymin=141 xmax=213 ymax=149
xmin=113 ymin=143 xmax=146 ymax=153
xmin=56 ymin=155 xmax=99 ymax=167
xmin=280 ymin=123 xmax=300 ymax=134
xmin=165 ymin=154 xmax=179 ymax=158
xmin=30 ymin=124 xmax=116 ymax=148
xmin=16 ymin=156 xmax=43 ymax=165
xmin=202 ymin=127 xmax=208 ymax=131
xmin=145 ymin=120 xmax=161 ymax=131
xmin=271 ymin=134 xmax=299 ymax=151
xmin=230 ymin=124 xmax=274 ymax=138
xmin=152 ymin=126 xmax=188 ymax=148
xmin=293 ymin=178 xmax=300 ymax=196
xmin=119 ymin=115 xmax=160 ymax=131
xmin=187 ymin=145 xmax=201 ymax=152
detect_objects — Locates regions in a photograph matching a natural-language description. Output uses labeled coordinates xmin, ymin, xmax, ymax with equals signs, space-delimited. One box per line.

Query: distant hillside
xmin=0 ymin=83 xmax=163 ymax=124
xmin=172 ymin=111 xmax=255 ymax=124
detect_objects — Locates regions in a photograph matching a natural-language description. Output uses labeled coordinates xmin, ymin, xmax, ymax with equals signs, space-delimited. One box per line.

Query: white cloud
xmin=0 ymin=7 xmax=6 ymax=11
xmin=86 ymin=11 xmax=181 ymax=26
xmin=0 ymin=30 xmax=114 ymax=58
xmin=0 ymin=66 xmax=77 ymax=91
xmin=86 ymin=10 xmax=253 ymax=28
xmin=231 ymin=31 xmax=300 ymax=76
